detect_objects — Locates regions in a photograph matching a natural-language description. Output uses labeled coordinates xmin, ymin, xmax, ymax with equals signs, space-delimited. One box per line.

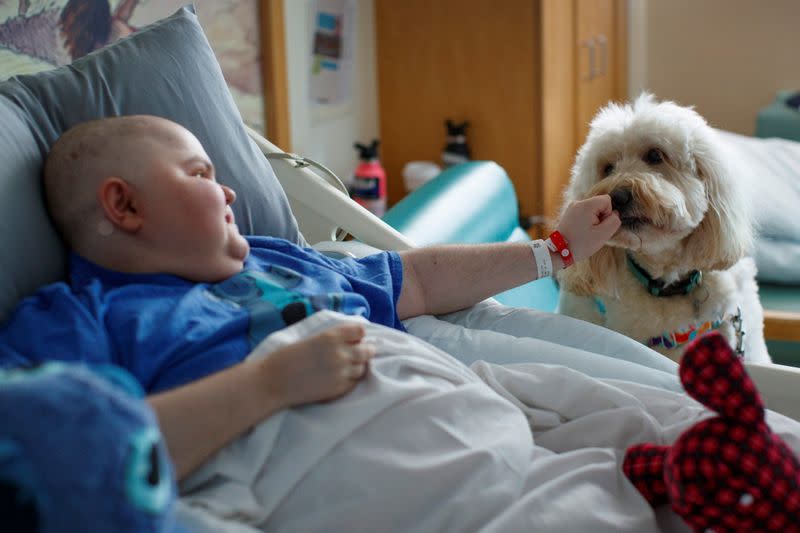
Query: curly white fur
xmin=557 ymin=94 xmax=769 ymax=363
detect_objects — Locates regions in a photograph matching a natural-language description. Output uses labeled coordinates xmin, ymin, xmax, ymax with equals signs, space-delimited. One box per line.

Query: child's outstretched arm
xmin=396 ymin=195 xmax=620 ymax=319
xmin=149 ymin=323 xmax=374 ymax=481
xmin=552 ymin=194 xmax=621 ymax=263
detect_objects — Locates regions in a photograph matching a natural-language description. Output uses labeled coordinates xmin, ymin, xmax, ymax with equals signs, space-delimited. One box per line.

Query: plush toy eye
xmin=0 ymin=441 xmax=40 ymax=532
xmin=126 ymin=428 xmax=172 ymax=514
xmin=643 ymin=148 xmax=664 ymax=165
xmin=147 ymin=444 xmax=161 ymax=486
xmin=0 ymin=480 xmax=39 ymax=531
xmin=602 ymin=163 xmax=614 ymax=177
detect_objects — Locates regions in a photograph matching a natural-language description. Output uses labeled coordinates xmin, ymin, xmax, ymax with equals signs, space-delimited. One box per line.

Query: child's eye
xmin=192 ymin=170 xmax=207 ymax=178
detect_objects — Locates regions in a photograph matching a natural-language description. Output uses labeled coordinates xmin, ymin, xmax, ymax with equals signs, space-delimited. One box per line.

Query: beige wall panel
xmin=640 ymin=0 xmax=800 ymax=134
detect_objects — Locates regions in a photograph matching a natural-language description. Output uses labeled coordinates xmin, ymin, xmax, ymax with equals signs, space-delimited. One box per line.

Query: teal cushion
xmin=383 ymin=162 xmax=521 ymax=246
xmin=756 ymin=91 xmax=800 ymax=142
xmin=760 ymin=283 xmax=800 ymax=313
xmin=0 ymin=6 xmax=304 ymax=321
xmin=494 ymin=279 xmax=560 ymax=312
xmin=767 ymin=340 xmax=800 ymax=367
xmin=759 ymin=283 xmax=800 ymax=367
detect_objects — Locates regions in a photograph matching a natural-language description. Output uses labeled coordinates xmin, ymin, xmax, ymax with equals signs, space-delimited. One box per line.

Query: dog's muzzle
xmin=610 ymin=187 xmax=646 ymax=228
xmin=610 ymin=187 xmax=633 ymax=214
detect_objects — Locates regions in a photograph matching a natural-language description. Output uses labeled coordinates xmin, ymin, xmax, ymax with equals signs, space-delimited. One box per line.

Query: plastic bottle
xmin=351 ymin=140 xmax=387 ymax=217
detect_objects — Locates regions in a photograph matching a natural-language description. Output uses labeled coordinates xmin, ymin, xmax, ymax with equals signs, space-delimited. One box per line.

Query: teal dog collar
xmin=627 ymin=256 xmax=702 ymax=297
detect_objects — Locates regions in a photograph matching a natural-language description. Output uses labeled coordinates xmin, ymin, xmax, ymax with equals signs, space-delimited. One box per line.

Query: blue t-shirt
xmin=0 ymin=237 xmax=404 ymax=393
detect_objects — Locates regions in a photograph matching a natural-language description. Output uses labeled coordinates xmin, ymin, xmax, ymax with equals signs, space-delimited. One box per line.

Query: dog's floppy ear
xmin=558 ymin=245 xmax=624 ymax=297
xmin=683 ymin=133 xmax=753 ymax=272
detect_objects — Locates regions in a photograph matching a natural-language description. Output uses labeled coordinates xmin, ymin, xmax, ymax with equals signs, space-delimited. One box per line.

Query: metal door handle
xmin=596 ymin=34 xmax=608 ymax=77
xmin=580 ymin=38 xmax=596 ymax=80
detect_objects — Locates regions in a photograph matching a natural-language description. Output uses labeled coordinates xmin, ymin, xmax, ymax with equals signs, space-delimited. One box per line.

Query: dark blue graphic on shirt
xmin=209 ymin=265 xmax=343 ymax=347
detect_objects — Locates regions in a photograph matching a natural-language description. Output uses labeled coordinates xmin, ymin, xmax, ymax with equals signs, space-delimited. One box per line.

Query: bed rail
xmin=745 ymin=362 xmax=800 ymax=421
xmin=245 ymin=126 xmax=414 ymax=251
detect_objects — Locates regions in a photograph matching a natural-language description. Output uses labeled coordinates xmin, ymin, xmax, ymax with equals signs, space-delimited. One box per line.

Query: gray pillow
xmin=0 ymin=6 xmax=304 ymax=321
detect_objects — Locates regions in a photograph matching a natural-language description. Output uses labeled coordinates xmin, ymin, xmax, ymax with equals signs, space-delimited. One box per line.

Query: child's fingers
xmin=350 ymin=344 xmax=376 ymax=364
xmin=581 ymin=194 xmax=612 ymax=214
xmin=596 ymin=210 xmax=622 ymax=235
xmin=591 ymin=195 xmax=614 ymax=219
xmin=342 ymin=344 xmax=374 ymax=381
xmin=343 ymin=363 xmax=367 ymax=380
xmin=329 ymin=323 xmax=366 ymax=343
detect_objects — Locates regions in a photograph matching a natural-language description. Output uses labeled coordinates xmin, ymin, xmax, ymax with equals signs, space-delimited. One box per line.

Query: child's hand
xmin=556 ymin=195 xmax=621 ymax=262
xmin=266 ymin=323 xmax=375 ymax=408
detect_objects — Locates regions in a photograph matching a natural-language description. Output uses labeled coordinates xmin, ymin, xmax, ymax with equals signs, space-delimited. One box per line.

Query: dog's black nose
xmin=610 ymin=188 xmax=633 ymax=212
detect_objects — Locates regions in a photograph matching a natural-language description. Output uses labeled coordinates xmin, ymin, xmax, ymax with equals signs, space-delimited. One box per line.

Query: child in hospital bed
xmin=7 ymin=115 xmax=785 ymax=532
xmin=0 ymin=114 xmax=619 ymax=479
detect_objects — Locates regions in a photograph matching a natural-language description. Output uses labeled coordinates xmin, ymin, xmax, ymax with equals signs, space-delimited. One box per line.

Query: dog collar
xmin=646 ymin=308 xmax=745 ymax=356
xmin=647 ymin=318 xmax=723 ymax=350
xmin=627 ymin=256 xmax=702 ymax=297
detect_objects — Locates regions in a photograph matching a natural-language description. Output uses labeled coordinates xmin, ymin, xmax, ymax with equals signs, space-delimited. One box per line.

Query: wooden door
xmin=375 ymin=0 xmax=542 ymax=217
xmin=539 ymin=0 xmax=627 ymax=232
xmin=540 ymin=0 xmax=577 ymax=230
xmin=576 ymin=0 xmax=618 ymax=146
xmin=260 ymin=0 xmax=291 ymax=151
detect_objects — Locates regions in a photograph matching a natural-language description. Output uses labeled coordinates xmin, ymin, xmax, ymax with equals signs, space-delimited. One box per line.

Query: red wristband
xmin=547 ymin=230 xmax=574 ymax=268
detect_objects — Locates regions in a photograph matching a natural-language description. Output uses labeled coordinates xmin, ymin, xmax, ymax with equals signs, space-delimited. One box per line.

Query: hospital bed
xmin=1 ymin=5 xmax=800 ymax=531
xmin=252 ymin=130 xmax=800 ymax=421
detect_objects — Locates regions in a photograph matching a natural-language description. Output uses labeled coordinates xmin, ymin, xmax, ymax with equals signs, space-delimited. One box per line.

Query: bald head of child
xmin=43 ymin=115 xmax=250 ymax=282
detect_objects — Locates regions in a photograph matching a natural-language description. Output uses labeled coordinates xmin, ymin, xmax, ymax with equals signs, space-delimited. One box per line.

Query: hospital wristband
xmin=546 ymin=230 xmax=574 ymax=268
xmin=529 ymin=239 xmax=554 ymax=278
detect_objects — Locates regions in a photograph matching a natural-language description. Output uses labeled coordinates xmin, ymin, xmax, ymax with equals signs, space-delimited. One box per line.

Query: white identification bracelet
xmin=529 ymin=239 xmax=553 ymax=278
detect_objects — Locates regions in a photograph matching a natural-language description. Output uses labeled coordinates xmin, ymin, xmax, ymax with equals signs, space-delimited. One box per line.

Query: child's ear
xmin=97 ymin=177 xmax=142 ymax=232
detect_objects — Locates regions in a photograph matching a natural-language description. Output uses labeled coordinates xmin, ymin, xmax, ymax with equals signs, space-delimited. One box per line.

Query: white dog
xmin=557 ymin=94 xmax=770 ymax=363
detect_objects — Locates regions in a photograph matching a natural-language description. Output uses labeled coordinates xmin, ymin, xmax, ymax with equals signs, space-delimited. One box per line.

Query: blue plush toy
xmin=0 ymin=362 xmax=183 ymax=532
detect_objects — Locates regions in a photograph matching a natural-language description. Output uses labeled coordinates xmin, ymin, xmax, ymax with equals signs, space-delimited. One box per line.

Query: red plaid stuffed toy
xmin=623 ymin=331 xmax=800 ymax=532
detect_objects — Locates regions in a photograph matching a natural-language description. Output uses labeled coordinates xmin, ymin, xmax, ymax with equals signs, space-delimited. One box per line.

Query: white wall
xmin=628 ymin=0 xmax=800 ymax=134
xmin=283 ymin=0 xmax=379 ymax=184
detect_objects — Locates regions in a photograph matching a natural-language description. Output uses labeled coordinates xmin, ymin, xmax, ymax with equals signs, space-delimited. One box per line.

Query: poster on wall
xmin=0 ymin=0 xmax=266 ymax=133
xmin=309 ymin=0 xmax=355 ymax=109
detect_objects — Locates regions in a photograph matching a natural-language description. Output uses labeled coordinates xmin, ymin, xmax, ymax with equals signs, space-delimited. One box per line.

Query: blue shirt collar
xmin=69 ymin=253 xmax=193 ymax=290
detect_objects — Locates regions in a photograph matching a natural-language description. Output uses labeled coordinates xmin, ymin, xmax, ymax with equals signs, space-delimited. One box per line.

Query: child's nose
xmin=221 ymin=185 xmax=237 ymax=205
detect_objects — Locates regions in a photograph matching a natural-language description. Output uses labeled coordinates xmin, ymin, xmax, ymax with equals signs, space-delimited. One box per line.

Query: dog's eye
xmin=602 ymin=163 xmax=614 ymax=177
xmin=643 ymin=148 xmax=664 ymax=165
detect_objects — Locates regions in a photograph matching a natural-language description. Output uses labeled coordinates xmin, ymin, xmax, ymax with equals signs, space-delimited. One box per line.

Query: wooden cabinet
xmin=375 ymin=0 xmax=627 ymax=234
xmin=576 ymin=0 xmax=618 ymax=143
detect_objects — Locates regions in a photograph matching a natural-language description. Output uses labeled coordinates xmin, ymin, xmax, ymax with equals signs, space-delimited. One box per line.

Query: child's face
xmin=135 ymin=123 xmax=250 ymax=281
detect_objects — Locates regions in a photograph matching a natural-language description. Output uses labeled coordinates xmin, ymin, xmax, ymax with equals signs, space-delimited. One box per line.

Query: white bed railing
xmin=743 ymin=362 xmax=800 ymax=421
xmin=245 ymin=126 xmax=414 ymax=250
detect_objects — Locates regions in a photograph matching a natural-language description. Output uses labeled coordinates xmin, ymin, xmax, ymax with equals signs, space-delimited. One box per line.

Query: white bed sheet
xmin=411 ymin=299 xmax=681 ymax=390
xmin=176 ymin=310 xmax=800 ymax=533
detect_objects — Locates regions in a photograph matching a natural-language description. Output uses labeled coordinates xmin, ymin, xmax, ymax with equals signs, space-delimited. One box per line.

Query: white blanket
xmin=177 ymin=311 xmax=800 ymax=533
xmin=410 ymin=299 xmax=682 ymax=389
